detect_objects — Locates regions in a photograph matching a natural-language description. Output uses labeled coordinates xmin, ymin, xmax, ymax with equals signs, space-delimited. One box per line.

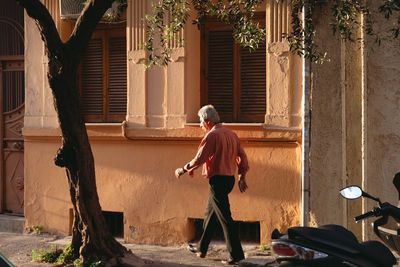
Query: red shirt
xmin=187 ymin=124 xmax=249 ymax=178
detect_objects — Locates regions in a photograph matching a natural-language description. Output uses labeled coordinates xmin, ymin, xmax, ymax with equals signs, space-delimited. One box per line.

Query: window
xmin=201 ymin=14 xmax=266 ymax=123
xmin=79 ymin=26 xmax=127 ymax=123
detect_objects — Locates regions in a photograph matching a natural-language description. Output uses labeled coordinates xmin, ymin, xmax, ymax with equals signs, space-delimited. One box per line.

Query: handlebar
xmin=355 ymin=210 xmax=376 ymax=222
xmin=354 ymin=204 xmax=400 ymax=223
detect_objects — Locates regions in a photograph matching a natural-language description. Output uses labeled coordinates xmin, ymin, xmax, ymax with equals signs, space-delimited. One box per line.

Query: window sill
xmin=23 ymin=123 xmax=301 ymax=142
xmin=184 ymin=122 xmax=265 ymax=127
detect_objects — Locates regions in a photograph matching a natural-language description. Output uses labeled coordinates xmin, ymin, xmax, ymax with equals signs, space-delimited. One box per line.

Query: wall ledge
xmin=22 ymin=123 xmax=301 ymax=142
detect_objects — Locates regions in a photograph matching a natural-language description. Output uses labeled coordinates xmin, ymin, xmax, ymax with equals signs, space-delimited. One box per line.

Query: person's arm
xmin=175 ymin=133 xmax=215 ymax=178
xmin=174 ymin=164 xmax=188 ymax=178
xmin=238 ymin=175 xmax=248 ymax=193
xmin=237 ymin=142 xmax=249 ymax=192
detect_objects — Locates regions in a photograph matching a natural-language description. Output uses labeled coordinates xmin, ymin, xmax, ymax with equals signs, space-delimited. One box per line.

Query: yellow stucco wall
xmin=23 ymin=0 xmax=303 ymax=245
xmin=19 ymin=0 xmax=400 ymax=252
xmin=24 ymin=127 xmax=301 ymax=245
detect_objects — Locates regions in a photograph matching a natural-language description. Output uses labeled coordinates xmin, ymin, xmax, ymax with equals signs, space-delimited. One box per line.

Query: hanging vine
xmin=143 ymin=0 xmax=400 ymax=67
xmin=144 ymin=0 xmax=190 ymax=68
xmin=144 ymin=0 xmax=266 ymax=68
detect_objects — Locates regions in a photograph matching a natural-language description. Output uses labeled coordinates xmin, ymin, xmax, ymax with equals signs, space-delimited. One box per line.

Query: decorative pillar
xmin=165 ymin=12 xmax=186 ymax=128
xmin=126 ymin=0 xmax=186 ymax=128
xmin=41 ymin=0 xmax=60 ymax=127
xmin=43 ymin=0 xmax=61 ymax=30
xmin=126 ymin=0 xmax=147 ymax=127
xmin=265 ymin=0 xmax=294 ymax=128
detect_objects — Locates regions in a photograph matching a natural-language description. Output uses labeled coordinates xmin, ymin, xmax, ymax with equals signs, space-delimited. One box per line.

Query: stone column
xmin=39 ymin=0 xmax=60 ymax=128
xmin=265 ymin=0 xmax=301 ymax=128
xmin=165 ymin=22 xmax=186 ymax=128
xmin=126 ymin=0 xmax=147 ymax=127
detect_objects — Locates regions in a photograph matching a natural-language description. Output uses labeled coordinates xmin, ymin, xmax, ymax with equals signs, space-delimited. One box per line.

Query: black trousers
xmin=198 ymin=175 xmax=244 ymax=260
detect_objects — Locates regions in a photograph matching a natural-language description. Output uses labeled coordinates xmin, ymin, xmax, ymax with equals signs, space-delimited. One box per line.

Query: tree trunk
xmin=52 ymin=66 xmax=128 ymax=264
xmin=16 ymin=0 xmax=129 ymax=265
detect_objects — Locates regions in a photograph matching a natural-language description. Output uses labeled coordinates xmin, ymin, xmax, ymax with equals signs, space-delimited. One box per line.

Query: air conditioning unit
xmin=59 ymin=0 xmax=84 ymax=19
xmin=59 ymin=0 xmax=122 ymax=20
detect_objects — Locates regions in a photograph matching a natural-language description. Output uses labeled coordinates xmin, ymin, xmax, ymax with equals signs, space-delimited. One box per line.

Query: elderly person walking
xmin=175 ymin=105 xmax=249 ymax=265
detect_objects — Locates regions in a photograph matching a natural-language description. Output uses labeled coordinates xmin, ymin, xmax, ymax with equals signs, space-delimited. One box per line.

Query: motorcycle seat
xmin=288 ymin=224 xmax=360 ymax=253
xmin=287 ymin=224 xmax=396 ymax=266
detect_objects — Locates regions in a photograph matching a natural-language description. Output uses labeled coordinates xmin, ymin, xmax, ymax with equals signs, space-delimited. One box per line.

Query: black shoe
xmin=221 ymin=257 xmax=244 ymax=265
xmin=187 ymin=244 xmax=206 ymax=258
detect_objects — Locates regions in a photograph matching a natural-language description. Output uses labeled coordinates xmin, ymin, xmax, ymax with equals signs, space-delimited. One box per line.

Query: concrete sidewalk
xmin=0 ymin=231 xmax=275 ymax=267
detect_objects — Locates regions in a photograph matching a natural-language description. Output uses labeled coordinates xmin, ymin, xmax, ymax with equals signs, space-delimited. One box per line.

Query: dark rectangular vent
xmin=189 ymin=218 xmax=260 ymax=243
xmin=103 ymin=211 xmax=123 ymax=237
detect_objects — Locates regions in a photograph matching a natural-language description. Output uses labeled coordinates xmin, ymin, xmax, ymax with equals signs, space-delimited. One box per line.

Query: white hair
xmin=198 ymin=105 xmax=220 ymax=124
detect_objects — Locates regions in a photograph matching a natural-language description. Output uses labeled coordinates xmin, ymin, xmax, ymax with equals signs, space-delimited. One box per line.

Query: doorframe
xmin=0 ymin=3 xmax=25 ymax=214
xmin=0 ymin=58 xmax=3 ymax=213
xmin=0 ymin=55 xmax=25 ymax=213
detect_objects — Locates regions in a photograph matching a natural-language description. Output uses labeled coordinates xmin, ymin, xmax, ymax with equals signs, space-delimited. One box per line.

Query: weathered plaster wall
xmin=24 ymin=8 xmax=60 ymax=129
xmin=363 ymin=0 xmax=400 ymax=240
xmin=24 ymin=11 xmax=44 ymax=128
xmin=266 ymin=0 xmax=303 ymax=128
xmin=310 ymin=6 xmax=365 ymax=237
xmin=309 ymin=1 xmax=400 ymax=241
xmin=184 ymin=7 xmax=201 ymax=123
xmin=24 ymin=139 xmax=71 ymax=234
xmin=309 ymin=3 xmax=365 ymax=238
xmin=23 ymin=0 xmax=302 ymax=245
xmin=343 ymin=30 xmax=363 ymax=238
xmin=309 ymin=3 xmax=345 ymax=227
xmin=24 ymin=135 xmax=300 ymax=244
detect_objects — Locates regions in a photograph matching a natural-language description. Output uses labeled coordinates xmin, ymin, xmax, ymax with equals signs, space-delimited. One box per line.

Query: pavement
xmin=0 ymin=231 xmax=276 ymax=267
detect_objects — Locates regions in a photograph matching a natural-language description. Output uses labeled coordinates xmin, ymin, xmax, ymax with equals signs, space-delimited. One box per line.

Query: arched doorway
xmin=0 ymin=0 xmax=25 ymax=215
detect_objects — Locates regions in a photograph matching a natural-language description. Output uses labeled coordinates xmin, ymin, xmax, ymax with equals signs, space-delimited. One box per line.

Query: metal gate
xmin=1 ymin=58 xmax=24 ymax=215
xmin=0 ymin=0 xmax=25 ymax=215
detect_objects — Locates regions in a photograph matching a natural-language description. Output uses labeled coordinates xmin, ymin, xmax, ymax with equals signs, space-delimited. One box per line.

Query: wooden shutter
xmin=206 ymin=30 xmax=234 ymax=122
xmin=239 ymin=42 xmax=266 ymax=122
xmin=81 ymin=37 xmax=104 ymax=121
xmin=80 ymin=26 xmax=126 ymax=123
xmin=107 ymin=35 xmax=127 ymax=122
xmin=202 ymin=14 xmax=266 ymax=123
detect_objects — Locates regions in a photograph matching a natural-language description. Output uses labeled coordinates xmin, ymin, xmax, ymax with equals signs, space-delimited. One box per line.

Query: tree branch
xmin=15 ymin=0 xmax=62 ymax=55
xmin=66 ymin=0 xmax=114 ymax=62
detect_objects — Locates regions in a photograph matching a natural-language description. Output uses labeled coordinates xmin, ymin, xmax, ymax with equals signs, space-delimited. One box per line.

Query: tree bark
xmin=16 ymin=0 xmax=129 ymax=265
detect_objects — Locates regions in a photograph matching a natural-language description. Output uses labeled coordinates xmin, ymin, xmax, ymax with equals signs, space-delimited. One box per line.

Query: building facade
xmin=2 ymin=0 xmax=398 ymax=247
xmin=2 ymin=0 xmax=398 ymax=248
xmin=22 ymin=0 xmax=302 ymax=245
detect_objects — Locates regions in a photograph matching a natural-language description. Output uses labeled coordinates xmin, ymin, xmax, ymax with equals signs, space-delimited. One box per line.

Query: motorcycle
xmin=267 ymin=175 xmax=400 ymax=266
xmin=0 ymin=252 xmax=14 ymax=267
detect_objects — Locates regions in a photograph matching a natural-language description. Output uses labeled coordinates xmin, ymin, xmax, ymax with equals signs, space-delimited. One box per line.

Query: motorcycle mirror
xmin=340 ymin=185 xmax=382 ymax=204
xmin=340 ymin=186 xmax=362 ymax=199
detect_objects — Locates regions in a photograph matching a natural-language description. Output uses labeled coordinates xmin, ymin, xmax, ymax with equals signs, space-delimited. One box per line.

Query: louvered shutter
xmin=81 ymin=38 xmax=104 ymax=121
xmin=80 ymin=26 xmax=126 ymax=123
xmin=202 ymin=14 xmax=266 ymax=123
xmin=108 ymin=36 xmax=127 ymax=122
xmin=206 ymin=30 xmax=234 ymax=122
xmin=239 ymin=42 xmax=266 ymax=122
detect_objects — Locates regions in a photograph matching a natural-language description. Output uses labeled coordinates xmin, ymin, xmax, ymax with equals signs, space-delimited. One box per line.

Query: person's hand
xmin=238 ymin=175 xmax=248 ymax=193
xmin=175 ymin=168 xmax=185 ymax=179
